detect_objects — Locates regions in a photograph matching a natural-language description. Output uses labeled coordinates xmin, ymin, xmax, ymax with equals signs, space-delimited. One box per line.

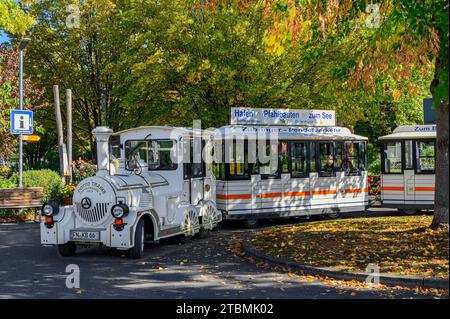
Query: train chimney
xmin=92 ymin=126 xmax=113 ymax=175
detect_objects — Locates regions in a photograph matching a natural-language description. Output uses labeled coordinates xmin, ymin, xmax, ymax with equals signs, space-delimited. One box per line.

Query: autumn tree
xmin=261 ymin=0 xmax=448 ymax=230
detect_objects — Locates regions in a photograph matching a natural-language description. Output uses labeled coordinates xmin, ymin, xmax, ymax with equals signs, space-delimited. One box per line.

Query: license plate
xmin=70 ymin=230 xmax=100 ymax=242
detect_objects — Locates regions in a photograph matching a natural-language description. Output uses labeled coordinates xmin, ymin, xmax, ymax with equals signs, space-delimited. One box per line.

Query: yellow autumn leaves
xmin=263 ymin=5 xmax=312 ymax=56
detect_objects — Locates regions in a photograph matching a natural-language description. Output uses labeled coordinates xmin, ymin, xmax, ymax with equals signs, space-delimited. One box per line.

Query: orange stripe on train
xmin=381 ymin=186 xmax=404 ymax=191
xmin=415 ymin=187 xmax=435 ymax=191
xmin=216 ymin=194 xmax=251 ymax=200
xmin=257 ymin=192 xmax=282 ymax=198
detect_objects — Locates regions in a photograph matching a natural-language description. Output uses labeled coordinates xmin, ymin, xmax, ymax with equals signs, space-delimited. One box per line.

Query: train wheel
xmin=242 ymin=218 xmax=259 ymax=229
xmin=199 ymin=202 xmax=218 ymax=231
xmin=127 ymin=219 xmax=145 ymax=259
xmin=57 ymin=242 xmax=76 ymax=257
xmin=183 ymin=208 xmax=200 ymax=237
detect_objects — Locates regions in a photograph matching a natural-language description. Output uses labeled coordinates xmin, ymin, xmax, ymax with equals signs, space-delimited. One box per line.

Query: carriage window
xmin=310 ymin=142 xmax=317 ymax=173
xmin=319 ymin=142 xmax=335 ymax=177
xmin=404 ymin=140 xmax=413 ymax=169
xmin=336 ymin=142 xmax=344 ymax=172
xmin=212 ymin=142 xmax=225 ymax=180
xmin=359 ymin=142 xmax=367 ymax=171
xmin=382 ymin=141 xmax=402 ymax=173
xmin=227 ymin=140 xmax=249 ymax=179
xmin=253 ymin=141 xmax=279 ymax=179
xmin=148 ymin=140 xmax=177 ymax=170
xmin=416 ymin=140 xmax=435 ymax=174
xmin=345 ymin=142 xmax=359 ymax=175
xmin=281 ymin=142 xmax=289 ymax=174
xmin=290 ymin=142 xmax=307 ymax=178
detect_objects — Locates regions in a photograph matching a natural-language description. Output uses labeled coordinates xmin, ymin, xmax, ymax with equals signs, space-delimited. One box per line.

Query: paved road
xmin=0 ymin=209 xmax=440 ymax=299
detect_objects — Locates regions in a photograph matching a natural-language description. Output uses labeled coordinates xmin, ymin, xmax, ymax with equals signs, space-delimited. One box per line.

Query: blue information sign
xmin=10 ymin=110 xmax=33 ymax=134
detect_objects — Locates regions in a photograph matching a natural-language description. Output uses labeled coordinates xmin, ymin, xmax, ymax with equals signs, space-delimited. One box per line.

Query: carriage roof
xmin=213 ymin=125 xmax=368 ymax=141
xmin=378 ymin=125 xmax=436 ymax=140
xmin=112 ymin=126 xmax=211 ymax=139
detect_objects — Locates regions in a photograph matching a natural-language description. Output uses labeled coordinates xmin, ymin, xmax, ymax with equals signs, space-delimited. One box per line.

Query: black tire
xmin=398 ymin=209 xmax=418 ymax=216
xmin=58 ymin=242 xmax=76 ymax=257
xmin=127 ymin=219 xmax=145 ymax=259
xmin=242 ymin=218 xmax=259 ymax=229
xmin=194 ymin=229 xmax=210 ymax=239
xmin=325 ymin=212 xmax=341 ymax=220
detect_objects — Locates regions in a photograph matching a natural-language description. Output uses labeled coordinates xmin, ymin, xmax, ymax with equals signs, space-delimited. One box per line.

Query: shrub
xmin=59 ymin=183 xmax=75 ymax=198
xmin=9 ymin=169 xmax=64 ymax=202
xmin=0 ymin=177 xmax=15 ymax=188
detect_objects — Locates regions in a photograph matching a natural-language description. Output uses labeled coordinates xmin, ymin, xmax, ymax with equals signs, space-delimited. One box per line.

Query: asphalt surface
xmin=0 ymin=208 xmax=443 ymax=299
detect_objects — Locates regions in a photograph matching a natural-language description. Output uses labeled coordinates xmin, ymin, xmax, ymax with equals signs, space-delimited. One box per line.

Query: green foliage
xmin=9 ymin=169 xmax=64 ymax=202
xmin=0 ymin=177 xmax=15 ymax=188
xmin=0 ymin=0 xmax=35 ymax=35
xmin=367 ymin=143 xmax=381 ymax=177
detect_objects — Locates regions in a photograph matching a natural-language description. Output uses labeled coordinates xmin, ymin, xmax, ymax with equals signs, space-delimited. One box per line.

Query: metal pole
xmin=18 ymin=48 xmax=23 ymax=188
xmin=66 ymin=89 xmax=73 ymax=182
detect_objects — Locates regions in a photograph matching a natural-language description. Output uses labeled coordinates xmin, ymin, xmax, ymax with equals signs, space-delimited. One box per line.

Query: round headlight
xmin=111 ymin=204 xmax=129 ymax=219
xmin=42 ymin=202 xmax=59 ymax=216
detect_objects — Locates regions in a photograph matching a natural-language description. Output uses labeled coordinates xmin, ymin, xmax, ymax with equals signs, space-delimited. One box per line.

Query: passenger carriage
xmin=40 ymin=126 xmax=221 ymax=258
xmin=212 ymin=125 xmax=369 ymax=227
xmin=379 ymin=124 xmax=436 ymax=215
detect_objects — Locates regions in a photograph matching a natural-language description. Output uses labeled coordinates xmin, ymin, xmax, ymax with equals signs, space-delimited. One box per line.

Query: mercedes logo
xmin=81 ymin=197 xmax=92 ymax=209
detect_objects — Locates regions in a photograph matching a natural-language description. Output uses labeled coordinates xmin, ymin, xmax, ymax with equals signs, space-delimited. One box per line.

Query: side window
xmin=280 ymin=142 xmax=289 ymax=174
xmin=416 ymin=140 xmax=435 ymax=174
xmin=290 ymin=142 xmax=307 ymax=178
xmin=148 ymin=140 xmax=177 ymax=170
xmin=404 ymin=140 xmax=413 ymax=169
xmin=319 ymin=142 xmax=335 ymax=177
xmin=345 ymin=142 xmax=360 ymax=175
xmin=109 ymin=135 xmax=121 ymax=160
xmin=382 ymin=141 xmax=402 ymax=174
xmin=191 ymin=139 xmax=205 ymax=178
xmin=309 ymin=142 xmax=317 ymax=173
xmin=212 ymin=141 xmax=225 ymax=180
xmin=359 ymin=142 xmax=367 ymax=171
xmin=227 ymin=140 xmax=249 ymax=180
xmin=259 ymin=142 xmax=279 ymax=179
xmin=336 ymin=142 xmax=344 ymax=172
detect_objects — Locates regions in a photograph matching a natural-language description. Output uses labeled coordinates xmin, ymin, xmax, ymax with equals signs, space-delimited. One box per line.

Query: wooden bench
xmin=0 ymin=187 xmax=44 ymax=222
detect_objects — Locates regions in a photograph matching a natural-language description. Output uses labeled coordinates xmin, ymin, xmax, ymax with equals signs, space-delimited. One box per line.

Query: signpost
xmin=10 ymin=109 xmax=34 ymax=188
xmin=230 ymin=107 xmax=336 ymax=126
xmin=10 ymin=110 xmax=33 ymax=134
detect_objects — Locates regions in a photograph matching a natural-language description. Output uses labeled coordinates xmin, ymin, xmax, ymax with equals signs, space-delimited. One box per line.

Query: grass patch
xmin=250 ymin=216 xmax=449 ymax=278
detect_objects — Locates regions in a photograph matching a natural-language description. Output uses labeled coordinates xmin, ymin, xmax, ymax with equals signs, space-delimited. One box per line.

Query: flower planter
xmin=63 ymin=197 xmax=73 ymax=205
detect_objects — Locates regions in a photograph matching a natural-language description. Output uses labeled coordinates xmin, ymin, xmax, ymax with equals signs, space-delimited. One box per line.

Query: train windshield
xmin=125 ymin=140 xmax=178 ymax=171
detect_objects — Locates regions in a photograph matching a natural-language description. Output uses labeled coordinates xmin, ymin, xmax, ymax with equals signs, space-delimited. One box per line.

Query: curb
xmin=242 ymin=241 xmax=449 ymax=290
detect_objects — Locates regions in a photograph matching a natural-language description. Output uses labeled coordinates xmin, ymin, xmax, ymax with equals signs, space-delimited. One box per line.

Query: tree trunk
xmin=431 ymin=102 xmax=449 ymax=230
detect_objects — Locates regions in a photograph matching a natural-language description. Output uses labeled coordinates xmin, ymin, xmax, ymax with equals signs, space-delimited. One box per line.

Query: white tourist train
xmin=41 ymin=126 xmax=221 ymax=258
xmin=379 ymin=124 xmax=436 ymax=214
xmin=212 ymin=124 xmax=369 ymax=228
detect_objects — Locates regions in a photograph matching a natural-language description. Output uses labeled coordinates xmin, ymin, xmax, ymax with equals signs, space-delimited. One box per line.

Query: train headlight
xmin=111 ymin=204 xmax=129 ymax=219
xmin=42 ymin=202 xmax=59 ymax=216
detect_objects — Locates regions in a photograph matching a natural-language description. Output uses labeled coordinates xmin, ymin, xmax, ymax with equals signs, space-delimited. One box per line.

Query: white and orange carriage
xmin=379 ymin=125 xmax=436 ymax=215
